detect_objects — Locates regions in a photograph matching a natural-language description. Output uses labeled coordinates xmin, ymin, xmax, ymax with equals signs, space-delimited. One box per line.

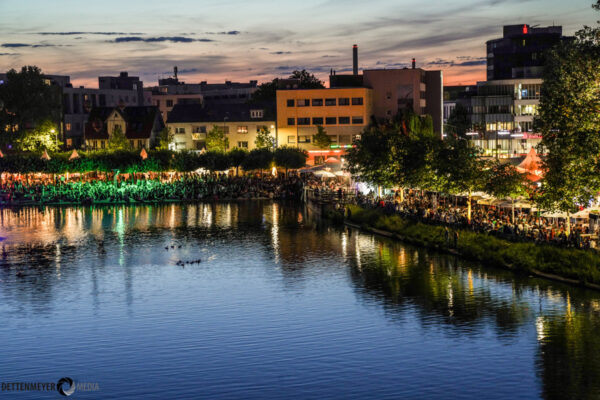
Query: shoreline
xmin=340 ymin=205 xmax=600 ymax=291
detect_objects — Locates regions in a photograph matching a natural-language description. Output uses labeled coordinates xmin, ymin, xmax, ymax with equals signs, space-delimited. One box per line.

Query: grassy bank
xmin=346 ymin=205 xmax=600 ymax=287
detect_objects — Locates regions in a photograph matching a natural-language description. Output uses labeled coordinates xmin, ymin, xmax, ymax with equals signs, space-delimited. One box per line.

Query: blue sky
xmin=0 ymin=0 xmax=596 ymax=87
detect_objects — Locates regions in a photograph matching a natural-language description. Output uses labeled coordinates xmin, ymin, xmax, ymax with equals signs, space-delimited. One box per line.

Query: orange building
xmin=276 ymin=87 xmax=372 ymax=164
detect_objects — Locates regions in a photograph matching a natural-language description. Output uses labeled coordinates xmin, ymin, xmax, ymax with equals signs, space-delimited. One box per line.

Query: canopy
xmin=314 ymin=170 xmax=336 ymax=178
xmin=334 ymin=170 xmax=351 ymax=177
xmin=516 ymin=147 xmax=543 ymax=179
xmin=541 ymin=211 xmax=569 ymax=218
xmin=69 ymin=149 xmax=80 ymax=160
xmin=40 ymin=150 xmax=51 ymax=161
xmin=140 ymin=148 xmax=148 ymax=160
xmin=324 ymin=157 xmax=340 ymax=164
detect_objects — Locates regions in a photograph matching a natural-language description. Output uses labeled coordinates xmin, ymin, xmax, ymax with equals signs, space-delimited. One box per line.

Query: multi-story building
xmin=166 ymin=103 xmax=274 ymax=151
xmin=83 ymin=106 xmax=163 ymax=150
xmin=329 ymin=47 xmax=443 ymax=136
xmin=463 ymin=24 xmax=571 ymax=157
xmin=151 ymin=94 xmax=203 ymax=123
xmin=276 ymin=87 xmax=372 ymax=163
xmin=99 ymin=71 xmax=146 ymax=105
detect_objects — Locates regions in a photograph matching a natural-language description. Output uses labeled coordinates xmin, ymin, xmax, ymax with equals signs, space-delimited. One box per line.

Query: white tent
xmin=314 ymin=170 xmax=336 ymax=178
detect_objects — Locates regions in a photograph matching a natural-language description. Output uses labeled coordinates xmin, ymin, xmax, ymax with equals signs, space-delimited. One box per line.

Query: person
xmin=444 ymin=226 xmax=450 ymax=247
xmin=453 ymin=230 xmax=459 ymax=248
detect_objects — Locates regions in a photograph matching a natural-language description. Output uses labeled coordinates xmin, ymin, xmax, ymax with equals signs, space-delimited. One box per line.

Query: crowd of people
xmin=0 ymin=174 xmax=305 ymax=204
xmin=349 ymin=189 xmax=597 ymax=249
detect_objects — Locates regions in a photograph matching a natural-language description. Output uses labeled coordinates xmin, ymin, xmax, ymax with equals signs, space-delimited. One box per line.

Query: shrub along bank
xmin=345 ymin=205 xmax=600 ymax=288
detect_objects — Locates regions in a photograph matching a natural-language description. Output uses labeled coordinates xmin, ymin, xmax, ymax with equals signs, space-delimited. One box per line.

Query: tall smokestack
xmin=412 ymin=58 xmax=416 ymax=69
xmin=353 ymin=44 xmax=358 ymax=75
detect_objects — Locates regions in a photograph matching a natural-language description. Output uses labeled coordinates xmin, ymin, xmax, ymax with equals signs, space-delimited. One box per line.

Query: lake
xmin=0 ymin=202 xmax=599 ymax=399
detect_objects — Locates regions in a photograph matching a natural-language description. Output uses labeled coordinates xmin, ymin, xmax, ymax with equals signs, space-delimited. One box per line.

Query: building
xmin=99 ymin=71 xmax=146 ymax=105
xmin=166 ymin=103 xmax=274 ymax=151
xmin=83 ymin=106 xmax=163 ymax=150
xmin=151 ymin=93 xmax=203 ymax=123
xmin=329 ymin=46 xmax=443 ymax=136
xmin=487 ymin=24 xmax=568 ymax=81
xmin=443 ymin=85 xmax=477 ymax=123
xmin=463 ymin=24 xmax=572 ymax=157
xmin=276 ymin=87 xmax=373 ymax=163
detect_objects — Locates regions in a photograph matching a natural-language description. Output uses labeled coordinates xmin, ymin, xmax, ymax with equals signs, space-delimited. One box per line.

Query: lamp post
xmin=270 ymin=124 xmax=276 ymax=150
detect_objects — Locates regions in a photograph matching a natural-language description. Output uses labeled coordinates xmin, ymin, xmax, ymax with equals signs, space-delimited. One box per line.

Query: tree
xmin=157 ymin=126 xmax=174 ymax=150
xmin=536 ymin=1 xmax=600 ymax=233
xmin=312 ymin=125 xmax=332 ymax=149
xmin=15 ymin=120 xmax=62 ymax=152
xmin=254 ymin=126 xmax=275 ymax=149
xmin=289 ymin=70 xmax=324 ymax=89
xmin=250 ymin=70 xmax=324 ymax=103
xmin=228 ymin=148 xmax=247 ymax=176
xmin=435 ymin=134 xmax=489 ymax=223
xmin=274 ymin=146 xmax=308 ymax=174
xmin=242 ymin=148 xmax=273 ymax=174
xmin=0 ymin=66 xmax=61 ymax=147
xmin=445 ymin=103 xmax=472 ymax=137
xmin=206 ymin=125 xmax=229 ymax=152
xmin=107 ymin=125 xmax=130 ymax=150
xmin=484 ymin=162 xmax=530 ymax=222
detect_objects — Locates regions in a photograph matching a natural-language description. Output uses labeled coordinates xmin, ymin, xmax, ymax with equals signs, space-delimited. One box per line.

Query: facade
xmin=63 ymin=86 xmax=151 ymax=148
xmin=151 ymin=93 xmax=203 ymax=123
xmin=148 ymin=77 xmax=257 ymax=105
xmin=469 ymin=78 xmax=542 ymax=157
xmin=98 ymin=71 xmax=146 ymax=105
xmin=83 ymin=106 xmax=163 ymax=150
xmin=167 ymin=103 xmax=274 ymax=151
xmin=443 ymin=85 xmax=477 ymax=123
xmin=487 ymin=24 xmax=568 ymax=81
xmin=276 ymin=87 xmax=373 ymax=157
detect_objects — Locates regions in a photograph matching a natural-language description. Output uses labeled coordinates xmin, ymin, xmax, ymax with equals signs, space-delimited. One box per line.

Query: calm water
xmin=0 ymin=203 xmax=599 ymax=399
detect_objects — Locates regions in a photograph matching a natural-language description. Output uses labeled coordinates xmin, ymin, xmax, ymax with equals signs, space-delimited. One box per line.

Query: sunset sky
xmin=0 ymin=0 xmax=596 ymax=88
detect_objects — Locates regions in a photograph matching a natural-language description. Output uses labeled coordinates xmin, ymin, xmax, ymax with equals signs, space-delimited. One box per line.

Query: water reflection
xmin=0 ymin=203 xmax=599 ymax=399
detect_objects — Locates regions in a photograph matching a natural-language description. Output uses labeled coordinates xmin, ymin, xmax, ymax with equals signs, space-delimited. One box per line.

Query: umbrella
xmin=325 ymin=157 xmax=340 ymax=164
xmin=40 ymin=150 xmax=51 ymax=161
xmin=69 ymin=149 xmax=80 ymax=160
xmin=541 ymin=211 xmax=568 ymax=218
xmin=140 ymin=148 xmax=148 ymax=160
xmin=334 ymin=170 xmax=351 ymax=177
xmin=314 ymin=170 xmax=336 ymax=178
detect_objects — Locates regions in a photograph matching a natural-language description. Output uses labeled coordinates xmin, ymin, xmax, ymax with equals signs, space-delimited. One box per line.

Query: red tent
xmin=516 ymin=147 xmax=543 ymax=181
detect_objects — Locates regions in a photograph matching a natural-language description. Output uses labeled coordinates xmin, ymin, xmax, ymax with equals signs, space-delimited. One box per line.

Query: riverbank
xmin=344 ymin=204 xmax=600 ymax=290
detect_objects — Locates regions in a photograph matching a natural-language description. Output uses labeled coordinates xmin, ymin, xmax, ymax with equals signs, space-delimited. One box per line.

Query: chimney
xmin=412 ymin=58 xmax=416 ymax=69
xmin=353 ymin=44 xmax=358 ymax=75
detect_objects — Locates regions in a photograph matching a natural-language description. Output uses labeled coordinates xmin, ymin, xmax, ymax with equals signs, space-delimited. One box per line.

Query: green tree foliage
xmin=157 ymin=126 xmax=174 ymax=150
xmin=312 ymin=125 xmax=332 ymax=149
xmin=254 ymin=126 xmax=275 ymax=149
xmin=251 ymin=70 xmax=324 ymax=103
xmin=274 ymin=146 xmax=308 ymax=172
xmin=0 ymin=66 xmax=61 ymax=144
xmin=206 ymin=125 xmax=229 ymax=152
xmin=435 ymin=134 xmax=489 ymax=222
xmin=107 ymin=125 xmax=130 ymax=150
xmin=484 ymin=162 xmax=530 ymax=222
xmin=15 ymin=120 xmax=62 ymax=152
xmin=242 ymin=148 xmax=273 ymax=172
xmin=536 ymin=1 xmax=600 ymax=219
xmin=228 ymin=147 xmax=247 ymax=175
xmin=445 ymin=103 xmax=472 ymax=137
xmin=346 ymin=124 xmax=396 ymax=188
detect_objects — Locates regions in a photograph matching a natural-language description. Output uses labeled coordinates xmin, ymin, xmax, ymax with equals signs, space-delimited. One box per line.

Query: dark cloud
xmin=205 ymin=31 xmax=241 ymax=35
xmin=1 ymin=43 xmax=64 ymax=48
xmin=38 ymin=31 xmax=144 ymax=35
xmin=113 ymin=36 xmax=213 ymax=43
xmin=270 ymin=51 xmax=292 ymax=55
xmin=424 ymin=57 xmax=486 ymax=67
xmin=0 ymin=53 xmax=19 ymax=56
xmin=457 ymin=60 xmax=487 ymax=66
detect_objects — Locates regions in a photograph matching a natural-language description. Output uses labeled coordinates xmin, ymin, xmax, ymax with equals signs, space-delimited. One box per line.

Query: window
xmin=298 ymin=135 xmax=311 ymax=143
xmin=155 ymin=100 xmax=161 ymax=107
xmin=286 ymin=99 xmax=295 ymax=107
xmin=66 ymin=123 xmax=72 ymax=131
xmin=175 ymin=127 xmax=186 ymax=134
xmin=129 ymin=140 xmax=134 ymax=148
xmin=297 ymin=118 xmax=310 ymax=125
xmin=256 ymin=125 xmax=268 ymax=133
xmin=312 ymin=98 xmax=323 ymax=106
xmin=99 ymin=94 xmax=106 ymax=107
xmin=250 ymin=109 xmax=264 ymax=118
xmin=338 ymin=117 xmax=350 ymax=124
xmin=325 ymin=117 xmax=336 ymax=125
xmin=352 ymin=116 xmax=364 ymax=124
xmin=325 ymin=98 xmax=336 ymax=106
xmin=237 ymin=126 xmax=248 ymax=134
xmin=297 ymin=99 xmax=309 ymax=107
xmin=386 ymin=92 xmax=392 ymax=100
xmin=338 ymin=98 xmax=350 ymax=106
xmin=222 ymin=126 xmax=230 ymax=134
xmin=351 ymin=97 xmax=363 ymax=105
xmin=288 ymin=135 xmax=296 ymax=144
xmin=193 ymin=126 xmax=207 ymax=133
xmin=237 ymin=141 xmax=248 ymax=148
xmin=328 ymin=135 xmax=338 ymax=143
xmin=287 ymin=118 xmax=295 ymax=126
xmin=166 ymin=100 xmax=174 ymax=107
xmin=113 ymin=124 xmax=121 ymax=133
xmin=312 ymin=117 xmax=323 ymax=125
xmin=137 ymin=140 xmax=144 ymax=149
xmin=100 ymin=140 xmax=105 ymax=149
